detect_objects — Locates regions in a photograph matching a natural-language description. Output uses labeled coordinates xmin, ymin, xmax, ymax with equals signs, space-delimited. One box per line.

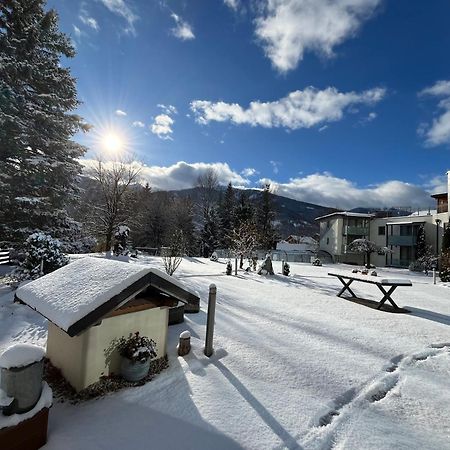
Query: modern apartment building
xmin=316 ymin=172 xmax=450 ymax=268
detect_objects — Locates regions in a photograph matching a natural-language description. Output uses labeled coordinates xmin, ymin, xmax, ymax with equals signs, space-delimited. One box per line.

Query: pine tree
xmin=0 ymin=0 xmax=89 ymax=246
xmin=442 ymin=226 xmax=450 ymax=253
xmin=415 ymin=224 xmax=426 ymax=259
xmin=234 ymin=192 xmax=254 ymax=227
xmin=201 ymin=207 xmax=220 ymax=257
xmin=440 ymin=226 xmax=450 ymax=282
xmin=218 ymin=182 xmax=235 ymax=249
xmin=257 ymin=184 xmax=277 ymax=250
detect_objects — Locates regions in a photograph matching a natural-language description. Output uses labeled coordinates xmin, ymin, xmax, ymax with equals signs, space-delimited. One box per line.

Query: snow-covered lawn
xmin=1 ymin=257 xmax=449 ymax=449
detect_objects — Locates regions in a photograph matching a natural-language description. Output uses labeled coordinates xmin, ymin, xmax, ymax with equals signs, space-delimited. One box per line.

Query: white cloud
xmin=224 ymin=0 xmax=240 ymax=10
xmin=132 ymin=120 xmax=145 ymax=128
xmin=170 ymin=13 xmax=195 ymax=40
xmin=260 ymin=172 xmax=433 ymax=209
xmin=73 ymin=25 xmax=82 ymax=38
xmin=157 ymin=104 xmax=178 ymax=115
xmin=419 ymin=80 xmax=450 ymax=147
xmin=80 ymin=5 xmax=99 ymax=31
xmin=151 ymin=114 xmax=174 ymax=140
xmin=81 ymin=160 xmax=249 ymax=190
xmin=254 ymin=0 xmax=381 ymax=73
xmin=191 ymin=86 xmax=385 ymax=130
xmin=98 ymin=0 xmax=138 ymax=35
xmin=115 ymin=109 xmax=127 ymax=116
xmin=241 ymin=167 xmax=258 ymax=177
xmin=270 ymin=160 xmax=281 ymax=174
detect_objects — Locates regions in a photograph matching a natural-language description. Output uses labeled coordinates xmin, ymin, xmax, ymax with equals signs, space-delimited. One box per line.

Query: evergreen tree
xmin=257 ymin=184 xmax=277 ymax=250
xmin=218 ymin=182 xmax=235 ymax=249
xmin=440 ymin=226 xmax=450 ymax=282
xmin=442 ymin=226 xmax=450 ymax=253
xmin=0 ymin=0 xmax=89 ymax=246
xmin=415 ymin=224 xmax=426 ymax=259
xmin=201 ymin=207 xmax=220 ymax=257
xmin=234 ymin=191 xmax=254 ymax=227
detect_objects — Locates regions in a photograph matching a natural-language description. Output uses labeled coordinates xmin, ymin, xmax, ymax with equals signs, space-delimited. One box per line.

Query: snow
xmin=1 ymin=256 xmax=450 ymax=448
xmin=0 ymin=382 xmax=52 ymax=430
xmin=328 ymin=270 xmax=412 ymax=285
xmin=15 ymin=257 xmax=152 ymax=332
xmin=15 ymin=257 xmax=198 ymax=332
xmin=180 ymin=331 xmax=191 ymax=339
xmin=0 ymin=343 xmax=45 ymax=369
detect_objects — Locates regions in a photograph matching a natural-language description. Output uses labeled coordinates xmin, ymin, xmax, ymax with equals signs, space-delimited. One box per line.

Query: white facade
xmin=316 ymin=171 xmax=450 ymax=268
xmin=47 ymin=305 xmax=169 ymax=392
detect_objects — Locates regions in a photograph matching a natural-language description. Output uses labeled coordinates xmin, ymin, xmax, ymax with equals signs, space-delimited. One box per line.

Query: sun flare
xmin=102 ymin=132 xmax=123 ymax=153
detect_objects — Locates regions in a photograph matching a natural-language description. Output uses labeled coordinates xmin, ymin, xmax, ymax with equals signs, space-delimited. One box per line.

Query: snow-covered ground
xmin=1 ymin=257 xmax=449 ymax=449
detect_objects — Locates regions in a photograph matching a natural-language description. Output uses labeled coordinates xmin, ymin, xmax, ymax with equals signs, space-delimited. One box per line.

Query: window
xmin=400 ymin=225 xmax=412 ymax=236
xmin=378 ymin=226 xmax=385 ymax=236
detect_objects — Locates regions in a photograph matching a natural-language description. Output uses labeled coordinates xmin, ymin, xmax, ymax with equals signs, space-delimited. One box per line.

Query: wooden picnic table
xmin=328 ymin=271 xmax=412 ymax=311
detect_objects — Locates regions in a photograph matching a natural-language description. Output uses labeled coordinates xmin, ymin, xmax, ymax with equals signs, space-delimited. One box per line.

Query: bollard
xmin=178 ymin=331 xmax=191 ymax=356
xmin=235 ymin=257 xmax=238 ymax=276
xmin=204 ymin=284 xmax=217 ymax=357
xmin=433 ymin=268 xmax=437 ymax=285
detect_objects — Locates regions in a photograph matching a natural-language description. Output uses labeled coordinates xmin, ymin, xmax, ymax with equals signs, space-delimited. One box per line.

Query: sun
xmin=102 ymin=132 xmax=123 ymax=153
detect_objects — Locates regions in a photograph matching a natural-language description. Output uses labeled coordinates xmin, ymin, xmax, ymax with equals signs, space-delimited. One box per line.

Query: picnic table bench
xmin=328 ymin=271 xmax=412 ymax=311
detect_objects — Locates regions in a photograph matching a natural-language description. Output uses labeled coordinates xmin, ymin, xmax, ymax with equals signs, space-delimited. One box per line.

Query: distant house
xmin=15 ymin=258 xmax=199 ymax=391
xmin=315 ymin=170 xmax=450 ymax=268
xmin=276 ymin=235 xmax=318 ymax=253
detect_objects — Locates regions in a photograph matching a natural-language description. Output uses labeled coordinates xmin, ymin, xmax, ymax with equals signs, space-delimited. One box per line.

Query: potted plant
xmin=117 ymin=332 xmax=157 ymax=382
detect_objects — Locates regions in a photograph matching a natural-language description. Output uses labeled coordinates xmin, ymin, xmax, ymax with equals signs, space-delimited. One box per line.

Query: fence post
xmin=234 ymin=257 xmax=238 ymax=276
xmin=433 ymin=268 xmax=437 ymax=285
xmin=204 ymin=284 xmax=217 ymax=357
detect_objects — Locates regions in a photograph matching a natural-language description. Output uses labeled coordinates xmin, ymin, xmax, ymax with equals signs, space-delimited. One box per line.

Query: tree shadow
xmin=406 ymin=306 xmax=450 ymax=326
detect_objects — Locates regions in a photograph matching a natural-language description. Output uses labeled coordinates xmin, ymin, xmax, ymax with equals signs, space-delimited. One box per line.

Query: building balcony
xmin=387 ymin=235 xmax=417 ymax=246
xmin=344 ymin=226 xmax=368 ymax=236
xmin=437 ymin=202 xmax=448 ymax=213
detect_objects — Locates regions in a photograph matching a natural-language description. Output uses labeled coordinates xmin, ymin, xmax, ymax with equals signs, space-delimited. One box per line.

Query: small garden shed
xmin=15 ymin=258 xmax=200 ymax=392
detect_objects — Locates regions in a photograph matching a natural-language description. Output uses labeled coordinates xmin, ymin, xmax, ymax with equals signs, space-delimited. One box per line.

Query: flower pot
xmin=120 ymin=358 xmax=150 ymax=382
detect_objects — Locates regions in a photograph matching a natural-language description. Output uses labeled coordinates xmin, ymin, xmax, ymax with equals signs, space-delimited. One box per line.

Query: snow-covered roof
xmin=15 ymin=258 xmax=199 ymax=337
xmin=315 ymin=211 xmax=374 ymax=221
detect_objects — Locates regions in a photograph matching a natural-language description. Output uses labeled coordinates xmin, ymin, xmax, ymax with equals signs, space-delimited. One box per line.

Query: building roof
xmin=15 ymin=257 xmax=199 ymax=337
xmin=315 ymin=211 xmax=374 ymax=221
xmin=430 ymin=192 xmax=448 ymax=199
xmin=283 ymin=235 xmax=318 ymax=244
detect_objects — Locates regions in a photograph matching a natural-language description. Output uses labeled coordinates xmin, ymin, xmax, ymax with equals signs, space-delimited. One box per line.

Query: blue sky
xmin=50 ymin=0 xmax=450 ymax=209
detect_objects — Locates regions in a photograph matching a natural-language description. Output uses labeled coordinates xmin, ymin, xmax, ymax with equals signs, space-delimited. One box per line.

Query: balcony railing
xmin=387 ymin=235 xmax=417 ymax=246
xmin=344 ymin=226 xmax=368 ymax=236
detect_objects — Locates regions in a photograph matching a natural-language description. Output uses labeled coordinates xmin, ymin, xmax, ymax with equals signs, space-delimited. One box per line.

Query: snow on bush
xmin=113 ymin=225 xmax=130 ymax=256
xmin=15 ymin=233 xmax=68 ymax=280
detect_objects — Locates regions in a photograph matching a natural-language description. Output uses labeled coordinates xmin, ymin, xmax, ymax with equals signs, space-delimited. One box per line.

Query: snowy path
xmin=1 ymin=258 xmax=449 ymax=449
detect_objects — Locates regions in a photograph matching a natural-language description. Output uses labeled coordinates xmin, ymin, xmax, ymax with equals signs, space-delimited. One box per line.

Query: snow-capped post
xmin=177 ymin=331 xmax=191 ymax=356
xmin=204 ymin=284 xmax=217 ymax=357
